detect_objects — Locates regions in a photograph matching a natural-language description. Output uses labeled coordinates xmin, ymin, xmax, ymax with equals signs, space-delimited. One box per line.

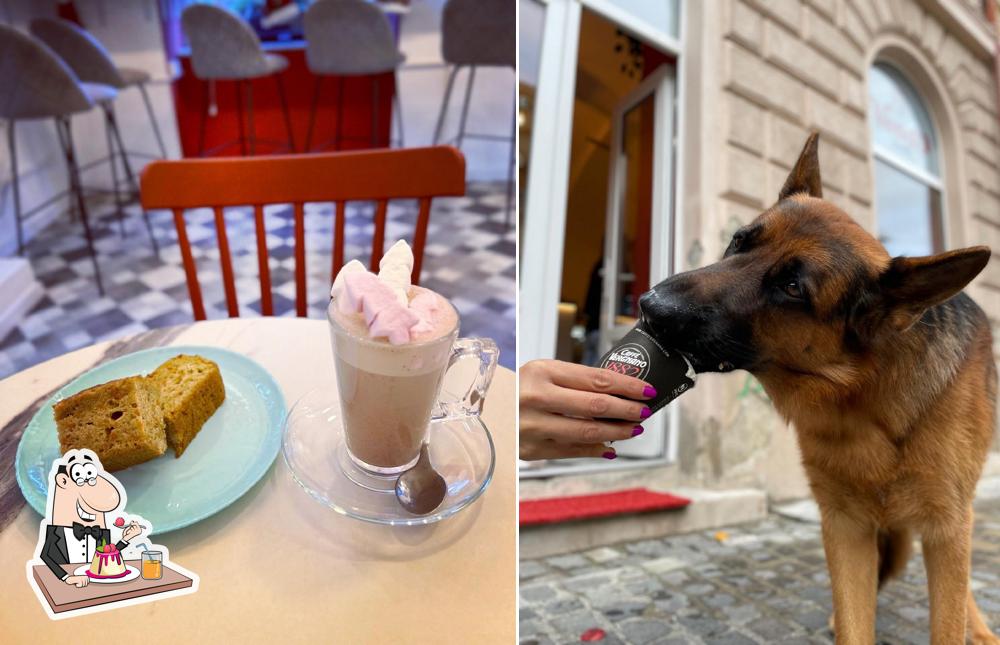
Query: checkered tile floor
xmin=0 ymin=182 xmax=514 ymax=379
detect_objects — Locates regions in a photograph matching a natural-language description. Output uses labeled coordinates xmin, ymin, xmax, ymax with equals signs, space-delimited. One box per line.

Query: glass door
xmin=600 ymin=65 xmax=675 ymax=458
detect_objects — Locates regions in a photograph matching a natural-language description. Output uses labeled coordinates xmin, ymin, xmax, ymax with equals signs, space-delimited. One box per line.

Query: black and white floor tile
xmin=0 ymin=182 xmax=515 ymax=379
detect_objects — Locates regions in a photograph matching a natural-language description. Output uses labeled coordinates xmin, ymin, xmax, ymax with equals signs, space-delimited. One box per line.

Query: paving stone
xmin=618 ymin=617 xmax=672 ymax=644
xmin=520 ymin=583 xmax=557 ymax=604
xmin=520 ymin=560 xmax=547 ymax=580
xmin=546 ymin=553 xmax=590 ymax=570
xmin=520 ymin=503 xmax=1000 ymax=644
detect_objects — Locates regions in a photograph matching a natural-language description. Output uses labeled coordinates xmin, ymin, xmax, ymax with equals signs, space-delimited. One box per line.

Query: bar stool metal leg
xmin=275 ymin=74 xmax=295 ymax=152
xmin=506 ymin=104 xmax=515 ymax=229
xmin=456 ymin=66 xmax=476 ymax=151
xmin=102 ymin=105 xmax=126 ymax=237
xmin=432 ymin=66 xmax=459 ymax=145
xmin=56 ymin=117 xmax=104 ymax=296
xmin=246 ymin=79 xmax=256 ymax=156
xmin=235 ymin=81 xmax=247 ymax=156
xmin=138 ymin=82 xmax=167 ymax=158
xmin=7 ymin=120 xmax=23 ymax=255
xmin=107 ymin=104 xmax=159 ymax=257
xmin=304 ymin=76 xmax=323 ymax=152
xmin=392 ymin=70 xmax=405 ymax=148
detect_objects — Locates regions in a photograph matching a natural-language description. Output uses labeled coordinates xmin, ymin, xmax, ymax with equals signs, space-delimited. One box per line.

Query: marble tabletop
xmin=0 ymin=319 xmax=515 ymax=642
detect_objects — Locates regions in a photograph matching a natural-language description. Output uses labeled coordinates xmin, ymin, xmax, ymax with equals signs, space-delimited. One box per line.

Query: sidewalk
xmin=519 ymin=499 xmax=1000 ymax=644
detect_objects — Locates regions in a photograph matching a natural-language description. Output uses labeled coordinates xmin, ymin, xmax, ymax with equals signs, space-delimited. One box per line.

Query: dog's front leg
xmin=821 ymin=510 xmax=878 ymax=644
xmin=922 ymin=510 xmax=972 ymax=645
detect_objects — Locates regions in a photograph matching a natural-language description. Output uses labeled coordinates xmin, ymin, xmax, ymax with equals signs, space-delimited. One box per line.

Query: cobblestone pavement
xmin=520 ymin=499 xmax=1000 ymax=644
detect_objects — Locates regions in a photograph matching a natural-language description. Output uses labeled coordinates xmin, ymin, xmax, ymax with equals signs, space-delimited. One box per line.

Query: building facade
xmin=519 ymin=0 xmax=1000 ymax=514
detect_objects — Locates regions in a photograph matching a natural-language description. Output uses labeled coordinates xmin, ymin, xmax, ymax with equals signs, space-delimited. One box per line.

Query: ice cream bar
xmin=598 ymin=323 xmax=696 ymax=416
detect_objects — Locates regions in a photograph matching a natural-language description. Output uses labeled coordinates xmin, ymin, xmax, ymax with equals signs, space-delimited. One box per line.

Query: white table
xmin=0 ymin=318 xmax=515 ymax=643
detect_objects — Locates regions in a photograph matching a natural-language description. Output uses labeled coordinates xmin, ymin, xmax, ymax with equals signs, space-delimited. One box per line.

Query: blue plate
xmin=15 ymin=346 xmax=286 ymax=534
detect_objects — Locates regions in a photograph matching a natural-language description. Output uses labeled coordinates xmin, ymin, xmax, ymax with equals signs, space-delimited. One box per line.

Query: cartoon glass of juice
xmin=141 ymin=551 xmax=163 ymax=580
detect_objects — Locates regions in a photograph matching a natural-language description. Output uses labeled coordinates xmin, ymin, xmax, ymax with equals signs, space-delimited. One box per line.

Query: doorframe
xmin=519 ymin=0 xmax=688 ymax=476
xmin=519 ymin=0 xmax=685 ymax=367
xmin=599 ymin=65 xmax=676 ymax=460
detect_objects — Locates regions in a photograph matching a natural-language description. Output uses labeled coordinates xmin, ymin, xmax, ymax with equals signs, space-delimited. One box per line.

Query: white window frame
xmin=869 ymin=62 xmax=948 ymax=253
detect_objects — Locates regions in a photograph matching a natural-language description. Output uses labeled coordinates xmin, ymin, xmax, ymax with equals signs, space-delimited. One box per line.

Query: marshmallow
xmin=332 ymin=260 xmax=367 ymax=314
xmin=378 ymin=239 xmax=414 ymax=306
xmin=408 ymin=290 xmax=443 ymax=336
xmin=331 ymin=240 xmax=443 ymax=346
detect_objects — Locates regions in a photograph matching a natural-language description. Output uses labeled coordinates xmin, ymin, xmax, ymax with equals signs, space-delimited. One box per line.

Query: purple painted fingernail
xmin=632 ymin=426 xmax=644 ymax=437
xmin=643 ymin=385 xmax=657 ymax=398
xmin=640 ymin=407 xmax=652 ymax=419
xmin=602 ymin=451 xmax=617 ymax=460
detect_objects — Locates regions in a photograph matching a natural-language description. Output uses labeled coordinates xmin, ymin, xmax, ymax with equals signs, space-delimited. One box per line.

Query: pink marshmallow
xmin=409 ymin=291 xmax=443 ymax=335
xmin=370 ymin=305 xmax=419 ymax=345
xmin=342 ymin=272 xmax=418 ymax=344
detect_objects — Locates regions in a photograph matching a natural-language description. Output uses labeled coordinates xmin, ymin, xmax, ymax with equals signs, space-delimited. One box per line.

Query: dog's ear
xmin=779 ymin=132 xmax=822 ymax=200
xmin=879 ymin=246 xmax=991 ymax=331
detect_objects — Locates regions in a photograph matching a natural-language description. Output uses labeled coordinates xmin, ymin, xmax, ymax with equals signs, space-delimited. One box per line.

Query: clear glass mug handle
xmin=432 ymin=337 xmax=499 ymax=421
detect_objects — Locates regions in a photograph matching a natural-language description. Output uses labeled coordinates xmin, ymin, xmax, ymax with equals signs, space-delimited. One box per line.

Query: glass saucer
xmin=281 ymin=388 xmax=496 ymax=526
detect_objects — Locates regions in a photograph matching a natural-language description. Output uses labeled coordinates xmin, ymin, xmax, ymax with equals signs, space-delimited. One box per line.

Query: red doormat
xmin=519 ymin=488 xmax=691 ymax=526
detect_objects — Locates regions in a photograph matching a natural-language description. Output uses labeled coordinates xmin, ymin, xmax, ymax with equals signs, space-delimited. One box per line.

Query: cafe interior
xmin=0 ymin=0 xmax=517 ymax=378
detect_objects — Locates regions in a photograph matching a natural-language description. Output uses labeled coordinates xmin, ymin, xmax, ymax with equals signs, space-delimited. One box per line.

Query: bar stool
xmin=181 ymin=4 xmax=295 ymax=156
xmin=302 ymin=0 xmax=406 ymax=152
xmin=30 ymin=18 xmax=167 ymax=159
xmin=433 ymin=0 xmax=515 ymax=225
xmin=0 ymin=25 xmax=125 ymax=295
xmin=29 ymin=17 xmax=163 ymax=250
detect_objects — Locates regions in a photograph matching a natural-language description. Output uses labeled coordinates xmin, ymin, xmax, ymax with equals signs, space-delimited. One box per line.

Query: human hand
xmin=65 ymin=575 xmax=90 ymax=587
xmin=121 ymin=520 xmax=142 ymax=542
xmin=519 ymin=359 xmax=655 ymax=460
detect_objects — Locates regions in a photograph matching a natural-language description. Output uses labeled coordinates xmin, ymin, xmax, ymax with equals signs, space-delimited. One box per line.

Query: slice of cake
xmin=88 ymin=541 xmax=127 ymax=579
xmin=149 ymin=354 xmax=225 ymax=457
xmin=54 ymin=376 xmax=166 ymax=472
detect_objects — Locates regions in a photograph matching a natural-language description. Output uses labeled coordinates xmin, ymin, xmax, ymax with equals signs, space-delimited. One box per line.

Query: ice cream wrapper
xmin=598 ymin=324 xmax=696 ymax=416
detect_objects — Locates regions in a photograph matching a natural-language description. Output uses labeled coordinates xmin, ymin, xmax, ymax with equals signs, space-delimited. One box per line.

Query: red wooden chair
xmin=139 ymin=146 xmax=465 ymax=320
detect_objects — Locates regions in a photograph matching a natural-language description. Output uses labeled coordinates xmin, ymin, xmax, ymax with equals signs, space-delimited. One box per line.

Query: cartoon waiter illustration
xmin=38 ymin=449 xmax=143 ymax=587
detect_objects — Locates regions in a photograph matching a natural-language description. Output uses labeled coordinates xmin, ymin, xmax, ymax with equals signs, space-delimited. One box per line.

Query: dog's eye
xmin=782 ymin=280 xmax=804 ymax=299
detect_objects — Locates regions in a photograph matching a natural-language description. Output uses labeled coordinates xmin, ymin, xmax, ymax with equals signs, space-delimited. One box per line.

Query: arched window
xmin=868 ymin=62 xmax=944 ymax=257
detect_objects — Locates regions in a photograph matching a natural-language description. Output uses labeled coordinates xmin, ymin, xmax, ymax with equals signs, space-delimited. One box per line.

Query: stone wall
xmin=695 ymin=0 xmax=1000 ymax=499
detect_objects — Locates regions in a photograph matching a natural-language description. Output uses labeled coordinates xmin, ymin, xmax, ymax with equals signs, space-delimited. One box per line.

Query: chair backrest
xmin=442 ymin=0 xmax=515 ymax=68
xmin=139 ymin=146 xmax=466 ymax=321
xmin=29 ymin=18 xmax=125 ymax=88
xmin=304 ymin=0 xmax=402 ymax=75
xmin=181 ymin=4 xmax=269 ymax=80
xmin=0 ymin=24 xmax=91 ymax=120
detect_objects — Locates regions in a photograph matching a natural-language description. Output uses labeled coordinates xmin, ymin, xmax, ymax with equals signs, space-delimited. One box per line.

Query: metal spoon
xmin=395 ymin=444 xmax=447 ymax=515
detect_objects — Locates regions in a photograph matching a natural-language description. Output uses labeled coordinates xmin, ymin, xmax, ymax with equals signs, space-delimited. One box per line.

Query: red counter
xmin=172 ymin=42 xmax=395 ymax=157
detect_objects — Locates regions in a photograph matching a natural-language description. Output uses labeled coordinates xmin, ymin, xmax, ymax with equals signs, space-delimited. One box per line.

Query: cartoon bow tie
xmin=72 ymin=522 xmax=103 ymax=540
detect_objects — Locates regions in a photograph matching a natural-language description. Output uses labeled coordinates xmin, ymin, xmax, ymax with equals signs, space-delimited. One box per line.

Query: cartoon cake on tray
xmin=88 ymin=540 xmax=127 ymax=579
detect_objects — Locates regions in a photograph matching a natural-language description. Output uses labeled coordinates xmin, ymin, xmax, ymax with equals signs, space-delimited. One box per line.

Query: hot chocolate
xmin=330 ymin=285 xmax=458 ymax=472
xmin=328 ymin=240 xmax=460 ymax=474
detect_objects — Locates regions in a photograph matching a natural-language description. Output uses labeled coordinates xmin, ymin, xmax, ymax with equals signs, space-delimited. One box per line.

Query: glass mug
xmin=328 ymin=294 xmax=498 ymax=475
xmin=141 ymin=550 xmax=162 ymax=580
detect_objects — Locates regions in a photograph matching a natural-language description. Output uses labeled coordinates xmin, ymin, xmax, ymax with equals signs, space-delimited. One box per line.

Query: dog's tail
xmin=877 ymin=528 xmax=912 ymax=589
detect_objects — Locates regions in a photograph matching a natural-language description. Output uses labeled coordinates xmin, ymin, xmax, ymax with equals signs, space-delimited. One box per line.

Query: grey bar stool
xmin=29 ymin=18 xmax=167 ymax=159
xmin=303 ymin=0 xmax=406 ymax=151
xmin=433 ymin=0 xmax=515 ymax=225
xmin=181 ymin=4 xmax=295 ymax=156
xmin=29 ymin=17 xmax=163 ymax=249
xmin=0 ymin=25 xmax=129 ymax=295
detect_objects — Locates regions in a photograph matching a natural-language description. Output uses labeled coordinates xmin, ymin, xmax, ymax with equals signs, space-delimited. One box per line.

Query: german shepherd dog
xmin=639 ymin=133 xmax=997 ymax=644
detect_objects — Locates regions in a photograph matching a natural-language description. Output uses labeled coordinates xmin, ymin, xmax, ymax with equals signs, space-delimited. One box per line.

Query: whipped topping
xmin=330 ymin=240 xmax=444 ymax=345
